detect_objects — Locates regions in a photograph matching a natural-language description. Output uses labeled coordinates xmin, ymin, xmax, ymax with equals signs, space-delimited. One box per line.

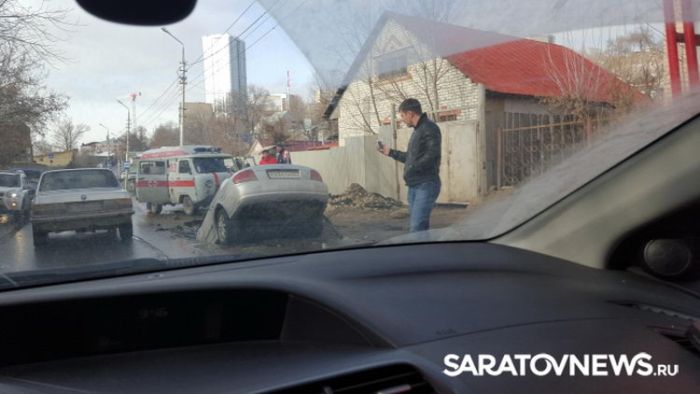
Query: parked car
xmin=0 ymin=170 xmax=34 ymax=227
xmin=124 ymin=164 xmax=138 ymax=194
xmin=31 ymin=169 xmax=134 ymax=246
xmin=203 ymin=164 xmax=329 ymax=244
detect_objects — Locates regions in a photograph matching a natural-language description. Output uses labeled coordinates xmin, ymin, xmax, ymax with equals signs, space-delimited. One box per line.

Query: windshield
xmin=194 ymin=157 xmax=229 ymax=173
xmin=0 ymin=174 xmax=20 ymax=188
xmin=40 ymin=171 xmax=120 ymax=191
xmin=0 ymin=0 xmax=698 ymax=285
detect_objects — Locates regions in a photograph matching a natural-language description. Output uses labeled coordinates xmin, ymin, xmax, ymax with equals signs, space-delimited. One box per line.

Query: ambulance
xmin=134 ymin=146 xmax=241 ymax=215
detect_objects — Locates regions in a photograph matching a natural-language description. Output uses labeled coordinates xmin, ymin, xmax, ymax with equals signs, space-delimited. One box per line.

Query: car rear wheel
xmin=32 ymin=227 xmax=48 ymax=247
xmin=182 ymin=196 xmax=196 ymax=216
xmin=119 ymin=222 xmax=133 ymax=242
xmin=147 ymin=202 xmax=162 ymax=215
xmin=215 ymin=208 xmax=237 ymax=244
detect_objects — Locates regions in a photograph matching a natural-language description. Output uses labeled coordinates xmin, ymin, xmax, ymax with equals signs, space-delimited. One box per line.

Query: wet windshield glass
xmin=0 ymin=174 xmax=20 ymax=188
xmin=40 ymin=171 xmax=120 ymax=191
xmin=0 ymin=0 xmax=697 ymax=285
xmin=194 ymin=157 xmax=229 ymax=173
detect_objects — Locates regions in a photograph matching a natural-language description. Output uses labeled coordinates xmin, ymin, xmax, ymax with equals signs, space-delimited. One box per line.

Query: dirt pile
xmin=329 ymin=183 xmax=402 ymax=210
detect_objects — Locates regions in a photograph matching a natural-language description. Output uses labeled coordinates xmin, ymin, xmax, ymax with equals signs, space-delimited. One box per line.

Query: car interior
xmin=0 ymin=1 xmax=699 ymax=393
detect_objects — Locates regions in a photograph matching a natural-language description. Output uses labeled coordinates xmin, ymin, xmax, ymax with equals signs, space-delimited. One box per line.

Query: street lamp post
xmin=98 ymin=123 xmax=111 ymax=167
xmin=161 ymin=27 xmax=186 ymax=146
xmin=116 ymin=99 xmax=131 ymax=165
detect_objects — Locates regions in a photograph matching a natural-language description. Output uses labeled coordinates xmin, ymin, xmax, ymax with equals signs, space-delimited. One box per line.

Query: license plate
xmin=266 ymin=170 xmax=300 ymax=179
xmin=69 ymin=201 xmax=103 ymax=212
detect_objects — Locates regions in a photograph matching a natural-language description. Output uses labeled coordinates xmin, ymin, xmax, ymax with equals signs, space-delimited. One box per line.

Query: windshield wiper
xmin=0 ymin=258 xmax=169 ymax=291
xmin=0 ymin=240 xmax=383 ymax=291
xmin=0 ymin=253 xmax=266 ymax=291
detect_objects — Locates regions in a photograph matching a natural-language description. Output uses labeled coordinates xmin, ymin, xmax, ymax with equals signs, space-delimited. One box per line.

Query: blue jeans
xmin=407 ymin=180 xmax=441 ymax=233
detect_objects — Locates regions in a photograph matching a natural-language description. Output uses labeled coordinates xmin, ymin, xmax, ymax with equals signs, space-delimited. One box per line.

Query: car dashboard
xmin=0 ymin=243 xmax=699 ymax=393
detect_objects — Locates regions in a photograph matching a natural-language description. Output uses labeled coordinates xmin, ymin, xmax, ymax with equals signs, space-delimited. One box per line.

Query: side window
xmin=140 ymin=161 xmax=166 ymax=175
xmin=153 ymin=161 xmax=165 ymax=175
xmin=140 ymin=161 xmax=152 ymax=175
xmin=179 ymin=160 xmax=191 ymax=174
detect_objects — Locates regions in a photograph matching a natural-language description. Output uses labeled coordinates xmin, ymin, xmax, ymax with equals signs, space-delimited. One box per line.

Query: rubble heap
xmin=329 ymin=183 xmax=403 ymax=210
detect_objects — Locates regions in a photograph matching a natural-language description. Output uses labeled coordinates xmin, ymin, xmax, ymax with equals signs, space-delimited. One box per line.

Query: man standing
xmin=378 ymin=98 xmax=442 ymax=233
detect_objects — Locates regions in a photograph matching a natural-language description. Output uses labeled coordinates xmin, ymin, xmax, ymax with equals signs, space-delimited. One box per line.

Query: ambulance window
xmin=153 ymin=161 xmax=165 ymax=175
xmin=179 ymin=160 xmax=192 ymax=174
xmin=140 ymin=161 xmax=165 ymax=175
xmin=140 ymin=161 xmax=152 ymax=175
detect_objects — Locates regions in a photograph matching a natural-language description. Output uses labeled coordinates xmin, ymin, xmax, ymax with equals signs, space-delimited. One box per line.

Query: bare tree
xmin=0 ymin=0 xmax=72 ymax=61
xmin=0 ymin=122 xmax=32 ymax=166
xmin=52 ymin=119 xmax=89 ymax=151
xmin=541 ymin=29 xmax=650 ymax=135
xmin=32 ymin=137 xmax=53 ymax=155
xmin=0 ymin=0 xmax=72 ymax=150
xmin=204 ymin=116 xmax=249 ymax=156
xmin=589 ymin=27 xmax=665 ymax=99
xmin=150 ymin=122 xmax=179 ymax=148
xmin=244 ymin=85 xmax=271 ymax=135
xmin=338 ymin=5 xmax=461 ymax=136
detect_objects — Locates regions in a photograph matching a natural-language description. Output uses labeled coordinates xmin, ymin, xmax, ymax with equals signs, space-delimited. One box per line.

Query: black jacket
xmin=389 ymin=113 xmax=442 ymax=186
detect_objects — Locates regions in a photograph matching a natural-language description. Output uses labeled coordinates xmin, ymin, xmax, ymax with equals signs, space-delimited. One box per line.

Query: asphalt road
xmin=0 ymin=203 xmax=200 ymax=273
xmin=0 ymin=202 xmax=360 ymax=274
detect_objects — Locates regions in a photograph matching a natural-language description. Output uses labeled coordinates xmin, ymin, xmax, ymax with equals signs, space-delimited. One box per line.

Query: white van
xmin=134 ymin=146 xmax=241 ymax=215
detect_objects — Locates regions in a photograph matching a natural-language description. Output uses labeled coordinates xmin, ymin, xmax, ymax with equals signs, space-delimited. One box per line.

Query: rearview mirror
xmin=75 ymin=0 xmax=196 ymax=26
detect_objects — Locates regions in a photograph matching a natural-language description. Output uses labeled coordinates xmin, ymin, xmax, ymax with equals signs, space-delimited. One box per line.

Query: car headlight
xmin=10 ymin=192 xmax=17 ymax=198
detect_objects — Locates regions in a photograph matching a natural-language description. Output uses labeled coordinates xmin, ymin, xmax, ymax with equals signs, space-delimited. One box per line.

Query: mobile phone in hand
xmin=377 ymin=140 xmax=384 ymax=150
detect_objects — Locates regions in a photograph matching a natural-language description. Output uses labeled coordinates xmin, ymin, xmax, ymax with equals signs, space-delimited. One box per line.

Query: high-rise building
xmin=201 ymin=34 xmax=247 ymax=115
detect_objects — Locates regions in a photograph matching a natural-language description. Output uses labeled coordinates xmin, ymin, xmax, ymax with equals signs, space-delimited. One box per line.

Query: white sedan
xmin=198 ymin=164 xmax=329 ymax=244
xmin=31 ymin=169 xmax=134 ymax=246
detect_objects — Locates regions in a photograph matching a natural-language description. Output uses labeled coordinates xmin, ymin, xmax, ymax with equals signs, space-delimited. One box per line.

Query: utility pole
xmin=162 ymin=27 xmax=186 ymax=146
xmin=129 ymin=92 xmax=141 ymax=140
xmin=116 ymin=99 xmax=131 ymax=165
xmin=98 ymin=123 xmax=111 ymax=167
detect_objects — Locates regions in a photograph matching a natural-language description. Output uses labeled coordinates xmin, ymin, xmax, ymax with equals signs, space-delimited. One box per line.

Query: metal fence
xmin=496 ymin=112 xmax=608 ymax=187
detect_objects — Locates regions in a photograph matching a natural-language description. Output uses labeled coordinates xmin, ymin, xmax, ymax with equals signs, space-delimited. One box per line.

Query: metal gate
xmin=496 ymin=112 xmax=607 ymax=187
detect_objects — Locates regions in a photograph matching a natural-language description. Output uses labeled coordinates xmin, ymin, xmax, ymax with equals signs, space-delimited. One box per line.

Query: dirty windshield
xmin=0 ymin=0 xmax=697 ymax=285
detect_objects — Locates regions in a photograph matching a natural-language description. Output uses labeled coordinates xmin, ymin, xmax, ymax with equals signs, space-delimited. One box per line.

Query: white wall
xmin=292 ymin=120 xmax=481 ymax=204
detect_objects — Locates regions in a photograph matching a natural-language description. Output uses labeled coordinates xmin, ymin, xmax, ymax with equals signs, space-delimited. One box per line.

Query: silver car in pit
xmin=199 ymin=164 xmax=329 ymax=244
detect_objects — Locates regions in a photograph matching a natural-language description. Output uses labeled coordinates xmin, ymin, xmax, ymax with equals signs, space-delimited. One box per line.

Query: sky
xmin=35 ymin=0 xmax=316 ymax=144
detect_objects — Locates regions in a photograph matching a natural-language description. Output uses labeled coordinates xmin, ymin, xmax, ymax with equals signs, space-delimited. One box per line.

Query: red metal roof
xmin=445 ymin=39 xmax=646 ymax=104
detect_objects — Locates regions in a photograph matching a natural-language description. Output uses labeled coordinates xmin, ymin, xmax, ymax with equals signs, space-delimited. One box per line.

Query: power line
xmin=189 ymin=0 xmax=283 ymax=69
xmin=136 ymin=77 xmax=180 ymax=125
xmin=143 ymin=0 xmax=309 ymax=128
xmin=187 ymin=0 xmax=308 ymax=92
xmin=141 ymin=24 xmax=278 ymax=130
xmin=187 ymin=24 xmax=278 ymax=94
xmin=139 ymin=84 xmax=182 ymax=128
xmin=140 ymin=91 xmax=183 ymax=130
xmin=139 ymin=0 xmax=259 ymax=129
xmin=187 ymin=0 xmax=257 ymax=66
